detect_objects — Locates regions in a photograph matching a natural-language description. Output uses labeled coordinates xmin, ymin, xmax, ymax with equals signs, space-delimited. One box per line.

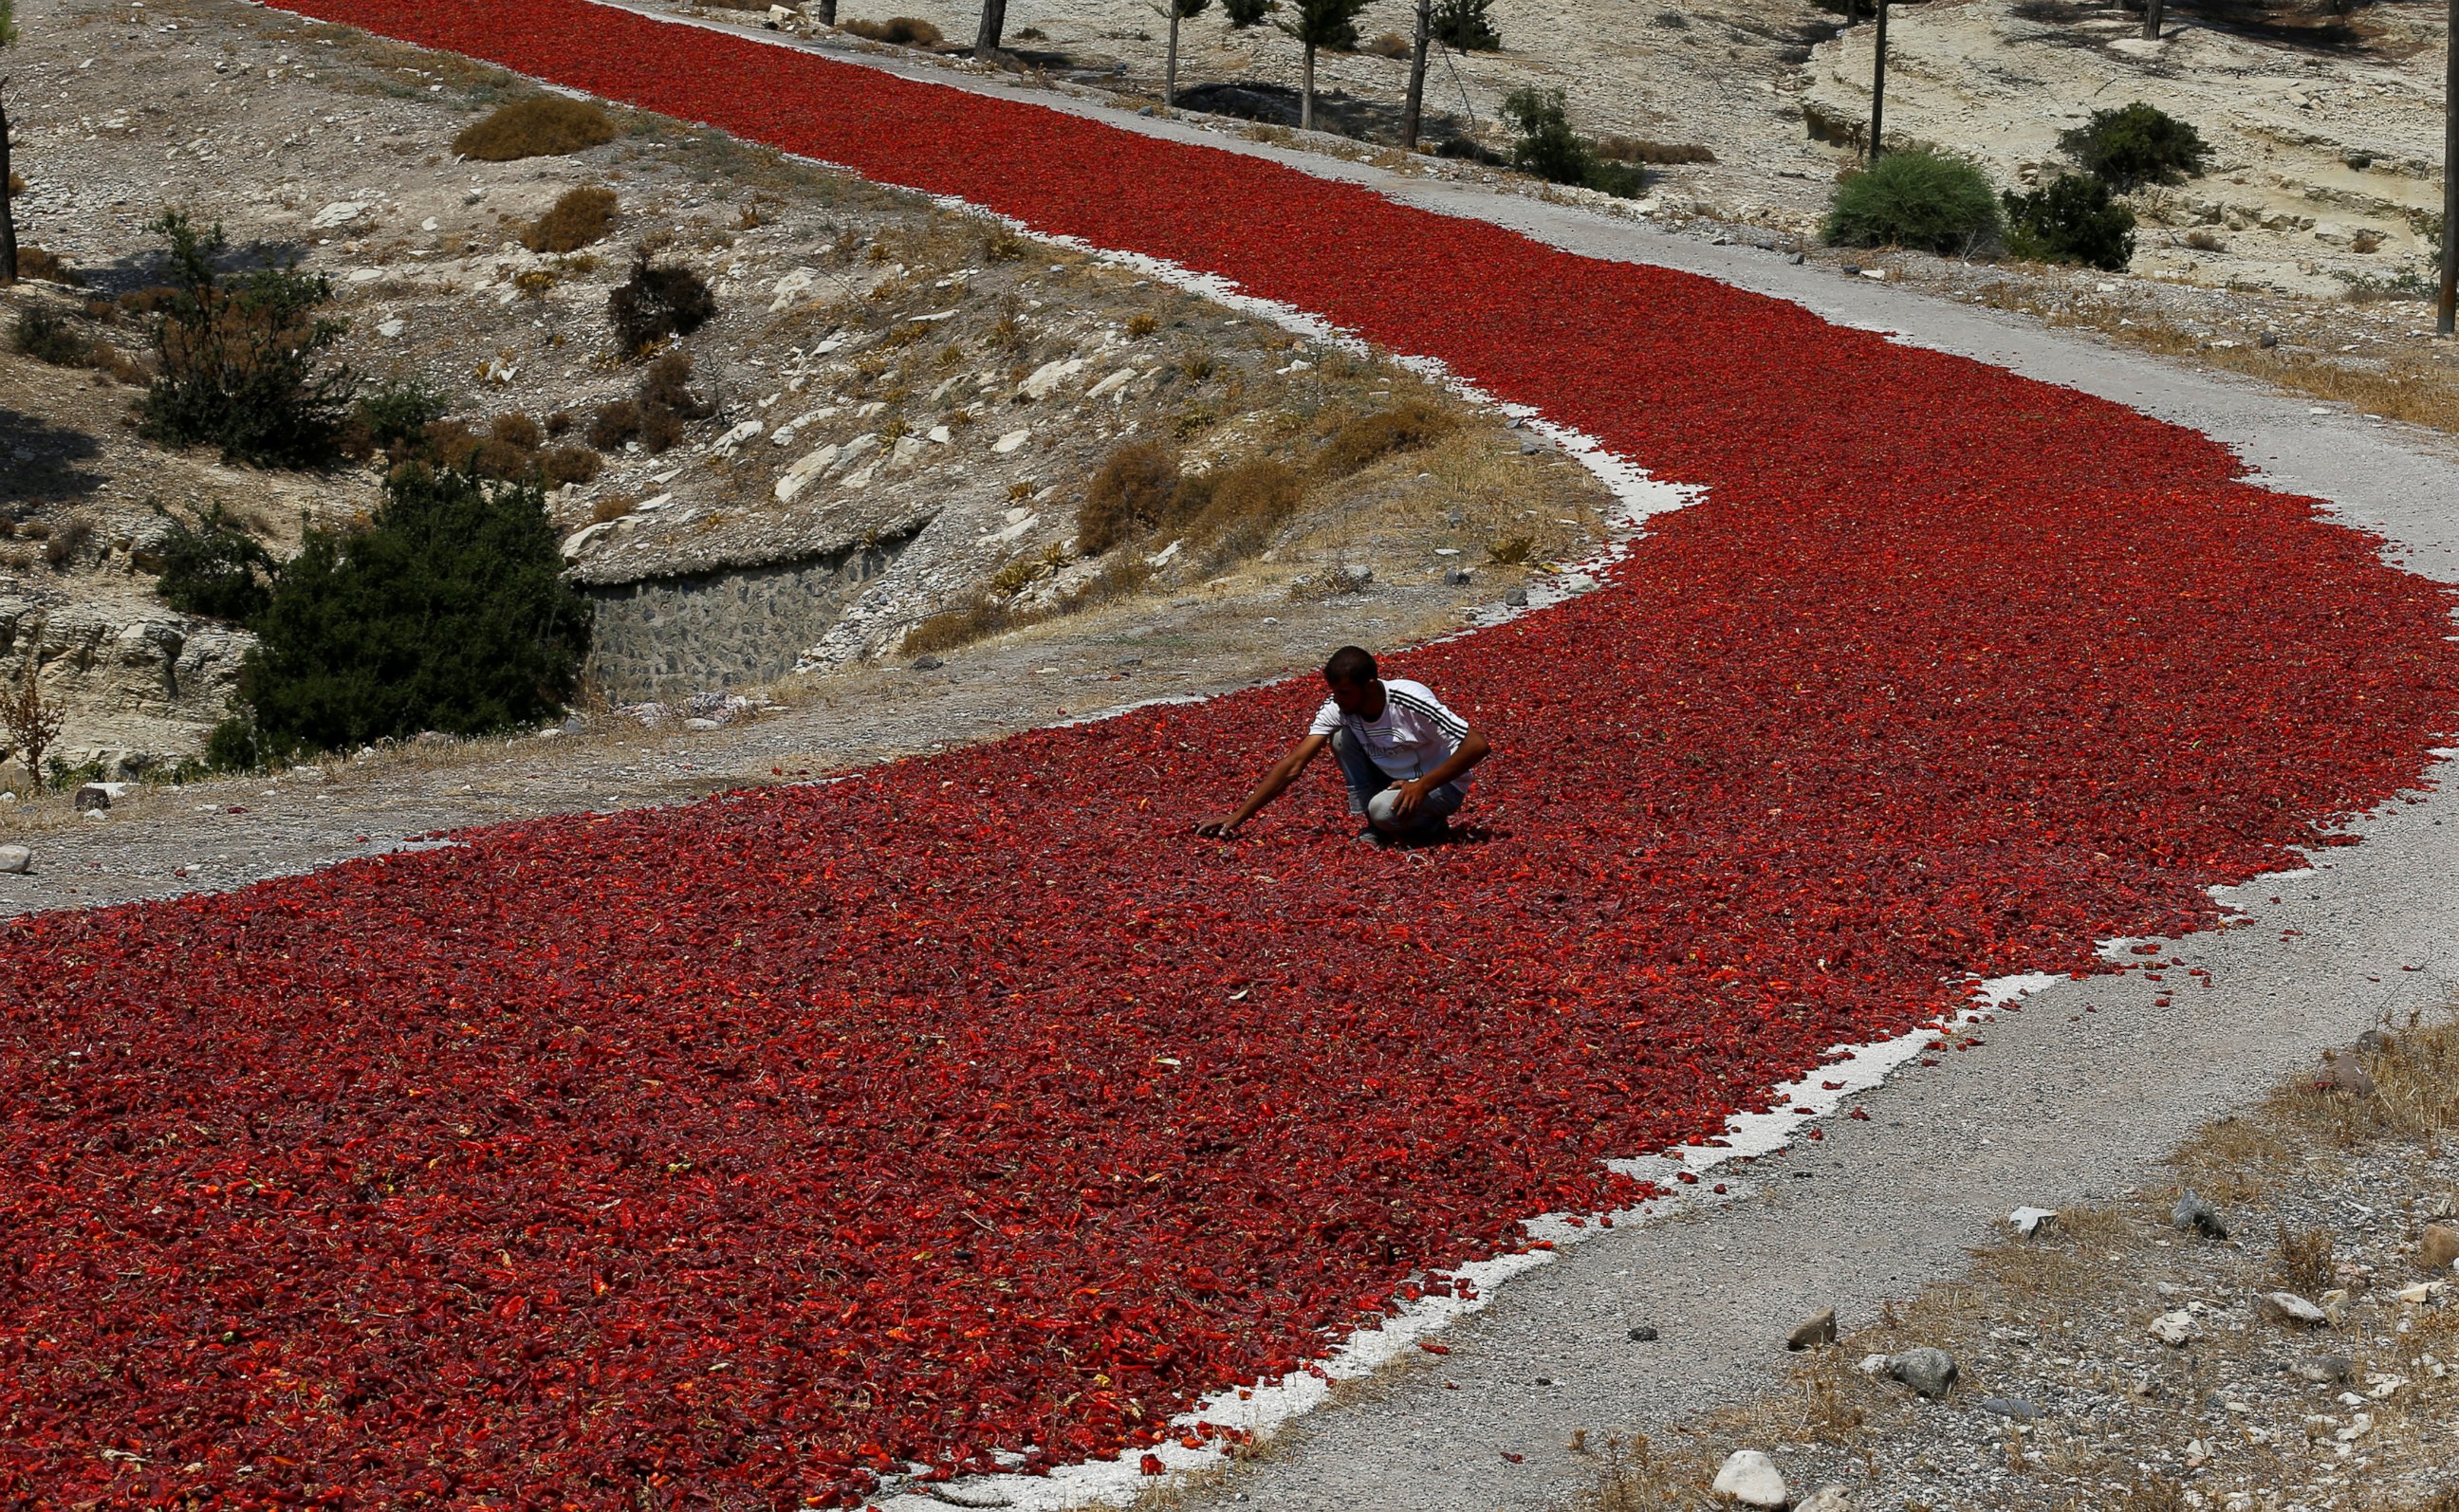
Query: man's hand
xmin=1193 ymin=816 xmax=1241 ymax=839
xmin=1389 ymin=777 xmax=1434 ymax=821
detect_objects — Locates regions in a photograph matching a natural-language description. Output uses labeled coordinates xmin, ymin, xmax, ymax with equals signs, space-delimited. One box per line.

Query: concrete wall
xmin=582 ymin=536 xmax=908 ymax=702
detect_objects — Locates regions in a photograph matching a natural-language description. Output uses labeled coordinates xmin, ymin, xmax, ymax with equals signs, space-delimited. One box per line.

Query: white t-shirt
xmin=1308 ymin=678 xmax=1474 ymax=784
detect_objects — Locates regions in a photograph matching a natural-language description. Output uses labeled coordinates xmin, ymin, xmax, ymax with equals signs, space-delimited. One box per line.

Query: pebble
xmin=1889 ymin=1346 xmax=1958 ymax=1399
xmin=1794 ymin=1489 xmax=1853 ymax=1512
xmin=2150 ymin=1310 xmax=2196 ymax=1346
xmin=1710 ymin=1448 xmax=1787 ymax=1508
xmin=913 ymin=655 xmax=945 ymax=671
xmin=2318 ymin=1048 xmax=2376 ymax=1097
xmin=1786 ymin=1307 xmax=1838 ymax=1352
xmin=1977 ymin=1395 xmax=2039 ymax=1420
xmin=0 ymin=844 xmax=29 ymax=875
xmin=2172 ymin=1189 xmax=2230 ymax=1240
xmin=1505 ymin=587 xmax=1529 ymax=607
xmin=1627 ymin=1323 xmax=1658 ymax=1342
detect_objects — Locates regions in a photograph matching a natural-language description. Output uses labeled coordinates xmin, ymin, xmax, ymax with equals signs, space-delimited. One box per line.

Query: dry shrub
xmin=453 ymin=97 xmax=619 ymax=162
xmin=521 ymin=186 xmax=619 ymax=253
xmin=45 ymin=517 xmax=96 ymax=571
xmin=1177 ymin=457 xmax=1304 ymax=557
xmin=983 ymin=226 xmax=1030 ymax=262
xmin=92 ymin=344 xmax=152 ymax=386
xmin=14 ymin=247 xmax=69 ymax=283
xmin=590 ymin=494 xmax=638 ymax=525
xmin=586 ymin=400 xmax=641 ymax=452
xmin=1361 ymin=30 xmax=1412 ymax=57
xmin=1124 ymin=312 xmax=1160 ymax=339
xmin=841 ymin=16 xmax=945 ymax=46
xmin=545 ymin=410 xmax=578 ymax=437
xmin=902 ymin=597 xmax=1015 ymax=657
xmin=608 ymin=249 xmax=718 ymax=353
xmin=585 ymin=350 xmax=712 ymax=455
xmin=1078 ymin=442 xmax=1182 ymax=555
xmin=2274 ymin=1226 xmax=2335 ymax=1297
xmin=1596 ymin=136 xmax=1717 ymax=165
xmin=541 ymin=447 xmax=602 ymax=487
xmin=490 ymin=412 xmax=545 ymax=451
xmin=1315 ymin=396 xmax=1456 ymax=476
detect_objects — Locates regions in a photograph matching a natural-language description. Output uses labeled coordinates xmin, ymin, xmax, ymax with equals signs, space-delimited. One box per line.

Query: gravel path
xmin=26 ymin=18 xmax=2459 ymax=1507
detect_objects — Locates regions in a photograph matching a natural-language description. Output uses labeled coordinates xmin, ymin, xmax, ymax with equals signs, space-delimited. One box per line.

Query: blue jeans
xmin=1331 ymin=728 xmax=1466 ymax=836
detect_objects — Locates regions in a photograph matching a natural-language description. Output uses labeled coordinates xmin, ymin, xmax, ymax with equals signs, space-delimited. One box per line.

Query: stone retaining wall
xmin=582 ymin=534 xmax=912 ymax=702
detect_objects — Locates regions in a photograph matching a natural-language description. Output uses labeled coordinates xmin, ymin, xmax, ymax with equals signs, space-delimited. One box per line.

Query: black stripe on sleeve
xmin=1391 ymin=691 xmax=1469 ymax=737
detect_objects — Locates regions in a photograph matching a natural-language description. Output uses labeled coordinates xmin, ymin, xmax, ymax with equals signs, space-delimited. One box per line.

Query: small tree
xmin=1223 ymin=0 xmax=1276 ymax=26
xmin=225 ymin=467 xmax=591 ymax=762
xmin=1823 ymin=149 xmax=2003 ymax=256
xmin=2 ymin=659 xmax=64 ymax=789
xmin=974 ymin=0 xmax=1008 ymax=59
xmin=154 ymin=502 xmax=277 ymax=623
xmin=2004 ymin=174 xmax=2136 ymax=271
xmin=138 ymin=211 xmax=354 ymax=468
xmin=1277 ymin=0 xmax=1369 ymax=132
xmin=2060 ymin=101 xmax=2209 ymax=191
xmin=1 ymin=0 xmax=19 ymax=286
xmin=1161 ymin=0 xmax=1211 ymax=108
xmin=1431 ymin=0 xmax=1499 ymax=48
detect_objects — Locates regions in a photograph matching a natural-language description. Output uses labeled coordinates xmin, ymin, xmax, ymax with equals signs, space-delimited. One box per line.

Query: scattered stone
xmin=2261 ymin=1291 xmax=2330 ymax=1327
xmin=1710 ymin=1448 xmax=1787 ymax=1508
xmin=1786 ymin=251 xmax=1806 ymax=266
xmin=1627 ymin=1323 xmax=1658 ymax=1342
xmin=73 ymin=782 xmax=134 ymax=812
xmin=1977 ymin=1395 xmax=2040 ymax=1420
xmin=1840 ymin=261 xmax=1861 ymax=274
xmin=2318 ymin=1048 xmax=2376 ymax=1097
xmin=1794 ymin=1488 xmax=1853 ymax=1512
xmin=2172 ymin=1189 xmax=2229 ymax=1240
xmin=1786 ymin=1307 xmax=1838 ymax=1352
xmin=1519 ymin=438 xmax=1543 ymax=454
xmin=913 ymin=655 xmax=945 ymax=671
xmin=1889 ymin=1347 xmax=1958 ymax=1399
xmin=1444 ymin=566 xmax=1472 ymax=586
xmin=0 ymin=845 xmax=29 ymax=875
xmin=2149 ymin=1310 xmax=2196 ymax=1347
xmin=2256 ymin=331 xmax=2280 ymax=349
xmin=2295 ymin=1354 xmax=2356 ymax=1385
xmin=1855 ymin=1352 xmax=1892 ymax=1376
xmin=562 ymin=714 xmax=587 ymax=736
xmin=1505 ymin=587 xmax=1530 ymax=607
xmin=2356 ymin=1028 xmax=2396 ymax=1055
xmin=2007 ymin=1206 xmax=2059 ymax=1237
xmin=2420 ymin=1222 xmax=2459 ymax=1272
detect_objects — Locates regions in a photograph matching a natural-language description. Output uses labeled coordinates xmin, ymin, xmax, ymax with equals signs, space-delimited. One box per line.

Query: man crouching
xmin=1194 ymin=645 xmax=1491 ymax=845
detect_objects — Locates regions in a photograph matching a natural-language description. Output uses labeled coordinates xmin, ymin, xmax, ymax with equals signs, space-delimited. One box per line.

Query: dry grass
xmin=1972 ymin=281 xmax=2459 ymax=436
xmin=1596 ymin=136 xmax=1718 ymax=166
xmin=452 ymin=97 xmax=619 ymax=162
xmin=839 ymin=15 xmax=944 ymax=46
xmin=521 ymin=186 xmax=619 ymax=253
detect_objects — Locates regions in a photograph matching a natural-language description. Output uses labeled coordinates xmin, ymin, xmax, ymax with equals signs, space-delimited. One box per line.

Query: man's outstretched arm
xmin=1194 ymin=733 xmax=1331 ymax=839
xmin=1388 ymin=726 xmax=1491 ymax=822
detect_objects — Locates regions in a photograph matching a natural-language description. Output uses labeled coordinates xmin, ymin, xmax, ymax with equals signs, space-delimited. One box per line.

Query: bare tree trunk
xmin=1400 ymin=0 xmax=1431 ymax=151
xmin=1866 ymin=0 xmax=1888 ymax=166
xmin=2142 ymin=0 xmax=2163 ymax=42
xmin=0 ymin=83 xmax=17 ymax=286
xmin=973 ymin=0 xmax=1006 ymax=60
xmin=1301 ymin=41 xmax=1316 ymax=133
xmin=813 ymin=0 xmax=836 ymax=24
xmin=1166 ymin=8 xmax=1181 ymax=108
xmin=2442 ymin=0 xmax=2457 ymax=337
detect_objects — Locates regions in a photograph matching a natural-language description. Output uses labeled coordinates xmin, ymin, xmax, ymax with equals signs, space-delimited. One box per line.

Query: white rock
xmin=992 ymin=429 xmax=1031 ymax=454
xmin=927 ymin=424 xmax=952 ymax=444
xmin=1085 ymin=365 xmax=1139 ymax=400
xmin=560 ymin=523 xmax=614 ymax=560
xmin=887 ymin=433 xmax=927 ymax=470
xmin=2008 ymin=1206 xmax=2059 ymax=1237
xmin=309 ymin=200 xmax=364 ymax=229
xmin=769 ymin=267 xmax=818 ymax=311
xmin=1710 ymin=1449 xmax=1786 ymax=1509
xmin=1855 ymin=1352 xmax=1892 ymax=1376
xmin=421 ymin=216 xmax=439 ymax=232
xmin=2262 ymin=1291 xmax=2329 ymax=1326
xmin=378 ymin=317 xmax=407 ymax=339
xmin=0 ymin=845 xmax=29 ymax=875
xmin=1017 ymin=357 xmax=1083 ymax=400
xmin=2150 ymin=1310 xmax=2195 ymax=1347
xmin=1794 ymin=1489 xmax=1853 ymax=1512
xmin=712 ymin=419 xmax=765 ymax=453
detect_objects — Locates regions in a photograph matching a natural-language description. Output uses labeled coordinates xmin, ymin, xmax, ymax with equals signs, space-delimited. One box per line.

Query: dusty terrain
xmin=0 ymin=0 xmax=1609 ymax=784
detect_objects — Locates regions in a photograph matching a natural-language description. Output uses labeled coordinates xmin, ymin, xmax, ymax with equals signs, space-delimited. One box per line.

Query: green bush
xmin=2004 ymin=174 xmax=2136 ymax=271
xmin=608 ymin=248 xmax=717 ymax=354
xmin=1499 ymin=87 xmax=1645 ymax=199
xmin=1223 ymin=0 xmax=1276 ymax=26
xmin=2060 ymin=102 xmax=2209 ymax=191
xmin=1822 ymin=150 xmax=2003 ymax=256
xmin=341 ymin=378 xmax=453 ymax=463
xmin=154 ymin=503 xmax=275 ymax=623
xmin=226 ymin=466 xmax=592 ymax=759
xmin=1432 ymin=0 xmax=1500 ymax=49
xmin=137 ymin=211 xmax=354 ymax=469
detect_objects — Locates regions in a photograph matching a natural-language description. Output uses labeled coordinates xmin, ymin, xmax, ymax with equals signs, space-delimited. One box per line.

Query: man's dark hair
xmin=1323 ymin=645 xmax=1377 ymax=687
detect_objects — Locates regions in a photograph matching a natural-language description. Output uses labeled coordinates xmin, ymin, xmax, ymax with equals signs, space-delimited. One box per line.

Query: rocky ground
xmin=1574 ymin=1015 xmax=2459 ymax=1512
xmin=0 ymin=0 xmax=1608 ymax=784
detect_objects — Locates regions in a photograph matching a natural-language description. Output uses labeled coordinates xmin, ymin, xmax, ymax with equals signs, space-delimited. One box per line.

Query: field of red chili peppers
xmin=4 ymin=3 xmax=2457 ymax=1505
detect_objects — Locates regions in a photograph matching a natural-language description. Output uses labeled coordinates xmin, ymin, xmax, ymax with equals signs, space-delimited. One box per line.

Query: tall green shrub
xmin=1432 ymin=0 xmax=1500 ymax=49
xmin=2060 ymin=102 xmax=2209 ymax=192
xmin=226 ymin=467 xmax=591 ymax=761
xmin=1500 ymin=88 xmax=1644 ymax=199
xmin=1823 ymin=150 xmax=2003 ymax=256
xmin=138 ymin=211 xmax=354 ymax=468
xmin=154 ymin=503 xmax=275 ymax=623
xmin=2004 ymin=174 xmax=2136 ymax=271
